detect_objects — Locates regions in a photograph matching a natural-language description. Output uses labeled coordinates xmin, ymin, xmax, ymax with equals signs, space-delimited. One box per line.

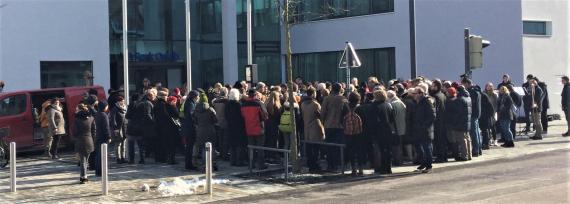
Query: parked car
xmin=0 ymin=86 xmax=105 ymax=152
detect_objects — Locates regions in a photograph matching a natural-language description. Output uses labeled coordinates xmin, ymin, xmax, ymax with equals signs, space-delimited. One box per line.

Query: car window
xmin=0 ymin=94 xmax=27 ymax=117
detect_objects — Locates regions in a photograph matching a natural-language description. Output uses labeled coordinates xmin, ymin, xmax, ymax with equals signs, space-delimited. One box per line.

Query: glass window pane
xmin=371 ymin=0 xmax=394 ymax=13
xmin=523 ymin=21 xmax=547 ymax=35
xmin=40 ymin=61 xmax=94 ymax=88
xmin=0 ymin=95 xmax=27 ymax=117
xmin=349 ymin=0 xmax=370 ymax=16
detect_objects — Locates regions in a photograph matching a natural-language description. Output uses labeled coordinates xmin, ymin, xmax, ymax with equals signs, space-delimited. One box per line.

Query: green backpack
xmin=279 ymin=110 xmax=293 ymax=133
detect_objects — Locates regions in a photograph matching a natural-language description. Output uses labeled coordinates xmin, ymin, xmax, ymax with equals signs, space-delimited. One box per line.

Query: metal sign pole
xmin=346 ymin=43 xmax=351 ymax=94
xmin=464 ymin=28 xmax=471 ymax=79
xmin=185 ymin=0 xmax=193 ymax=92
xmin=122 ymin=0 xmax=129 ymax=105
xmin=10 ymin=142 xmax=16 ymax=193
xmin=205 ymin=142 xmax=213 ymax=196
xmin=102 ymin=144 xmax=108 ymax=196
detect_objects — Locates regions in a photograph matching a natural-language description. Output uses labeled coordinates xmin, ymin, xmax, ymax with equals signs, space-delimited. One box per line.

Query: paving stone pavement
xmin=0 ymin=121 xmax=569 ymax=203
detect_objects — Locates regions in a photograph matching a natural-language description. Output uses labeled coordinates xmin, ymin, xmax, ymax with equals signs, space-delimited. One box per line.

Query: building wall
xmin=0 ymin=0 xmax=110 ymax=92
xmin=290 ymin=0 xmax=411 ymax=81
xmin=415 ymin=0 xmax=524 ymax=86
xmin=522 ymin=0 xmax=569 ymax=115
xmin=291 ymin=0 xmax=524 ymax=87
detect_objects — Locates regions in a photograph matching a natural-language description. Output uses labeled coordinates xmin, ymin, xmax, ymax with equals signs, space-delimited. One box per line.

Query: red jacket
xmin=241 ymin=98 xmax=268 ymax=137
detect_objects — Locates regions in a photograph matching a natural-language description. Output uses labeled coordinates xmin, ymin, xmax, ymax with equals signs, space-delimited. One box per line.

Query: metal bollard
xmin=205 ymin=142 xmax=213 ymax=196
xmin=101 ymin=143 xmax=108 ymax=196
xmin=10 ymin=142 xmax=16 ymax=193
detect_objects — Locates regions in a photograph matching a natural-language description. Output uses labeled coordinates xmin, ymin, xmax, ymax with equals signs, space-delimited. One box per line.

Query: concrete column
xmin=222 ymin=0 xmax=239 ymax=84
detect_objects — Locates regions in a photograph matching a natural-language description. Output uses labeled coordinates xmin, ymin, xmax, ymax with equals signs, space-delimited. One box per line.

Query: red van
xmin=0 ymin=86 xmax=106 ymax=151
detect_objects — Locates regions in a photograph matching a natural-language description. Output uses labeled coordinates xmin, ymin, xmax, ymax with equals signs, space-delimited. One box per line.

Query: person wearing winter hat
xmin=183 ymin=90 xmax=200 ymax=170
xmin=445 ymin=87 xmax=471 ymax=161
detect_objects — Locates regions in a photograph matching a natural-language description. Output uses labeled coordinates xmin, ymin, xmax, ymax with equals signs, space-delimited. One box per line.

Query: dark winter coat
xmin=403 ymin=94 xmax=417 ymax=144
xmin=154 ymin=99 xmax=180 ymax=141
xmin=431 ymin=91 xmax=447 ymax=138
xmin=410 ymin=96 xmax=436 ymax=143
xmin=563 ymin=83 xmax=570 ymax=111
xmin=479 ymin=92 xmax=495 ymax=129
xmin=182 ymin=99 xmax=197 ymax=139
xmin=74 ymin=111 xmax=96 ymax=156
xmin=365 ymin=101 xmax=398 ymax=145
xmin=538 ymin=82 xmax=549 ymax=110
xmin=467 ymin=87 xmax=481 ymax=120
xmin=445 ymin=96 xmax=471 ymax=132
xmin=126 ymin=102 xmax=141 ymax=137
xmin=109 ymin=104 xmax=126 ymax=137
xmin=225 ymin=100 xmax=247 ymax=146
xmin=193 ymin=102 xmax=217 ymax=145
xmin=95 ymin=112 xmax=111 ymax=144
xmin=212 ymin=98 xmax=229 ymax=129
xmin=498 ymin=93 xmax=514 ymax=121
xmin=458 ymin=87 xmax=472 ymax=130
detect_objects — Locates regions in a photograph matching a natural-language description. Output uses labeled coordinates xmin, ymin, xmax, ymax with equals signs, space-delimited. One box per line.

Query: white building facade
xmin=0 ymin=0 xmax=110 ymax=92
xmin=522 ymin=0 xmax=569 ymax=116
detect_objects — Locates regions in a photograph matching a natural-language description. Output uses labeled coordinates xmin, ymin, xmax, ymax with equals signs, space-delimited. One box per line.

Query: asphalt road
xmin=222 ymin=149 xmax=570 ymax=204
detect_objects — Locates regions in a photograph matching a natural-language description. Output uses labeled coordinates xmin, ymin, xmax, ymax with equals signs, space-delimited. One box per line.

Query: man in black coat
xmin=562 ymin=76 xmax=570 ymax=136
xmin=536 ymin=78 xmax=549 ymax=133
xmin=183 ymin=91 xmax=200 ymax=170
xmin=140 ymin=89 xmax=157 ymax=161
xmin=462 ymin=78 xmax=482 ymax=157
xmin=410 ymin=85 xmax=435 ymax=173
xmin=522 ymin=74 xmax=535 ymax=133
xmin=430 ymin=80 xmax=447 ymax=163
xmin=445 ymin=87 xmax=471 ymax=161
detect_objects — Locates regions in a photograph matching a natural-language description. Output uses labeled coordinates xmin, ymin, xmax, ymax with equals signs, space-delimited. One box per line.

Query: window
xmin=296 ymin=0 xmax=394 ymax=22
xmin=523 ymin=21 xmax=552 ymax=36
xmin=40 ymin=61 xmax=93 ymax=89
xmin=293 ymin=48 xmax=395 ymax=83
xmin=0 ymin=95 xmax=27 ymax=117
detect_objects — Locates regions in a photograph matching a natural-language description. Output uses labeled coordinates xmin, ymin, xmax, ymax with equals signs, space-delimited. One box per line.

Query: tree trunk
xmin=284 ymin=0 xmax=300 ymax=173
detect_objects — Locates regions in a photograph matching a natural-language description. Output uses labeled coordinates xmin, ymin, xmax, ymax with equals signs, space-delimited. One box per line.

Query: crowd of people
xmin=34 ymin=74 xmax=570 ymax=183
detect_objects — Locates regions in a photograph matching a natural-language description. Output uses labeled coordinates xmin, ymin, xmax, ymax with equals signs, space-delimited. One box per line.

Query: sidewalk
xmin=0 ymin=121 xmax=568 ymax=203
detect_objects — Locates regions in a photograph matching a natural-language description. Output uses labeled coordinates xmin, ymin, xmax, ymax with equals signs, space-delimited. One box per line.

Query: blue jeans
xmin=499 ymin=119 xmax=514 ymax=142
xmin=470 ymin=119 xmax=482 ymax=155
xmin=415 ymin=143 xmax=433 ymax=168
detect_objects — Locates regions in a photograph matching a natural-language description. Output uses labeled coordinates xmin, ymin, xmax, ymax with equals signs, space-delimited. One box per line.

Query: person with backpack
xmin=410 ymin=84 xmax=436 ymax=173
xmin=369 ymin=90 xmax=397 ymax=175
xmin=301 ymin=88 xmax=325 ymax=172
xmin=279 ymin=101 xmax=298 ymax=151
xmin=321 ymin=83 xmax=349 ymax=172
xmin=344 ymin=92 xmax=365 ymax=176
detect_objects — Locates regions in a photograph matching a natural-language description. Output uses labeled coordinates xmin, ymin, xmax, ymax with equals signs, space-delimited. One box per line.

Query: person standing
xmin=483 ymin=83 xmax=499 ymax=146
xmin=410 ymin=84 xmax=436 ymax=173
xmin=109 ymin=96 xmax=127 ymax=164
xmin=126 ymin=93 xmax=145 ymax=164
xmin=226 ymin=89 xmax=248 ymax=166
xmin=445 ymin=87 xmax=471 ymax=161
xmin=241 ymin=89 xmax=269 ymax=170
xmin=265 ymin=91 xmax=282 ymax=163
xmin=430 ymin=80 xmax=448 ymax=163
xmin=535 ymin=77 xmax=549 ymax=134
xmin=183 ymin=91 xmax=200 ymax=171
xmin=193 ymin=94 xmax=218 ymax=170
xmin=39 ymin=100 xmax=52 ymax=158
xmin=212 ymin=87 xmax=230 ymax=160
xmin=321 ymin=83 xmax=349 ymax=171
xmin=301 ymin=88 xmax=325 ymax=172
xmin=522 ymin=75 xmax=535 ymax=133
xmin=497 ymin=74 xmax=514 ymax=90
xmin=387 ymin=90 xmax=406 ymax=166
xmin=479 ymin=89 xmax=495 ymax=149
xmin=562 ymin=76 xmax=570 ymax=137
xmin=462 ymin=78 xmax=482 ymax=157
xmin=497 ymin=86 xmax=515 ymax=147
xmin=457 ymin=86 xmax=473 ymax=159
xmin=140 ymin=89 xmax=157 ymax=162
xmin=74 ymin=104 xmax=96 ymax=184
xmin=370 ymin=90 xmax=397 ymax=174
xmin=528 ymin=79 xmax=544 ymax=140
xmin=344 ymin=92 xmax=365 ymax=175
xmin=94 ymin=101 xmax=111 ymax=177
xmin=47 ymin=98 xmax=65 ymax=159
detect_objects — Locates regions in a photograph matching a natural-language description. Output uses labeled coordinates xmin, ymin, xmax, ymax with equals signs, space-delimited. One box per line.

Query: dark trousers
xmin=230 ymin=145 xmax=246 ymax=165
xmin=566 ymin=109 xmax=570 ymax=133
xmin=510 ymin=119 xmax=517 ymax=139
xmin=306 ymin=143 xmax=321 ymax=171
xmin=415 ymin=142 xmax=433 ymax=168
xmin=95 ymin=142 xmax=108 ymax=176
xmin=128 ymin=137 xmax=145 ymax=163
xmin=165 ymin=137 xmax=177 ymax=164
xmin=345 ymin=135 xmax=366 ymax=168
xmin=541 ymin=109 xmax=548 ymax=132
xmin=433 ymin=126 xmax=448 ymax=161
xmin=481 ymin=128 xmax=491 ymax=148
xmin=325 ymin=128 xmax=344 ymax=170
xmin=185 ymin=135 xmax=196 ymax=169
xmin=217 ymin=128 xmax=229 ymax=159
xmin=524 ymin=109 xmax=532 ymax=130
xmin=50 ymin=134 xmax=63 ymax=156
xmin=376 ymin=143 xmax=393 ymax=174
xmin=491 ymin=122 xmax=498 ymax=140
xmin=248 ymin=135 xmax=266 ymax=168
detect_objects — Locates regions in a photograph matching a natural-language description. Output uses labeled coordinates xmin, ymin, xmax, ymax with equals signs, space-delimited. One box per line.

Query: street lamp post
xmin=247 ymin=0 xmax=253 ymax=65
xmin=185 ymin=0 xmax=192 ymax=92
xmin=122 ymin=0 xmax=129 ymax=104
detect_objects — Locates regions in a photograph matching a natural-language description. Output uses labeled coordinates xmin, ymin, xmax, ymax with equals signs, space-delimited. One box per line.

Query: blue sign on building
xmin=129 ymin=52 xmax=181 ymax=62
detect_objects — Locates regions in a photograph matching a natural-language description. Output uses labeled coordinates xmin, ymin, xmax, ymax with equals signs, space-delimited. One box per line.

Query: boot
xmin=44 ymin=150 xmax=52 ymax=159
